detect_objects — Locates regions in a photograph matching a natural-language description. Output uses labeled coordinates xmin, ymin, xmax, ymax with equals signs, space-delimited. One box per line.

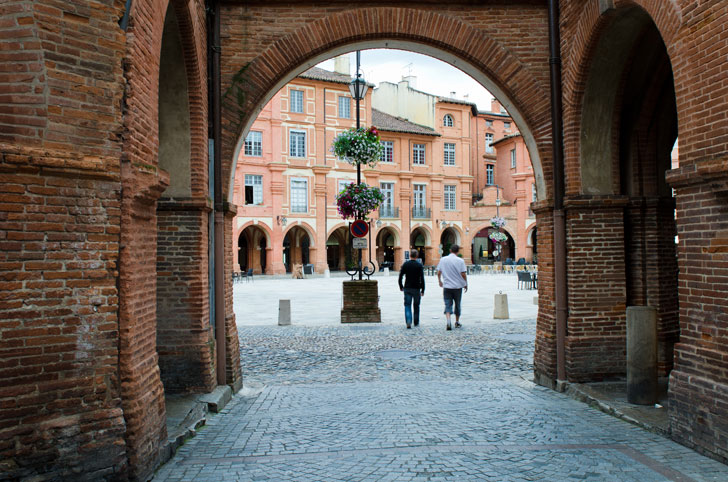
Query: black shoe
xmin=406 ymin=323 xmax=412 ymax=329
xmin=414 ymin=322 xmax=419 ymax=327
xmin=455 ymin=322 xmax=462 ymax=328
xmin=446 ymin=321 xmax=452 ymax=331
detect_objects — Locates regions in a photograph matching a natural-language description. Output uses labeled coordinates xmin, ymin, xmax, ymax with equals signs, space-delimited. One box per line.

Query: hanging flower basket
xmin=335 ymin=182 xmax=384 ymax=220
xmin=489 ymin=231 xmax=508 ymax=244
xmin=490 ymin=216 xmax=506 ymax=229
xmin=331 ymin=127 xmax=384 ymax=167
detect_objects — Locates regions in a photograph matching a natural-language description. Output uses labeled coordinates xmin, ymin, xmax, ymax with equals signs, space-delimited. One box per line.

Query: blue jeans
xmin=403 ymin=288 xmax=421 ymax=326
xmin=443 ymin=288 xmax=462 ymax=316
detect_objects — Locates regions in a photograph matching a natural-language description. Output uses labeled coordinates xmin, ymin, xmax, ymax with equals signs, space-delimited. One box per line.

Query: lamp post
xmin=349 ymin=51 xmax=369 ymax=280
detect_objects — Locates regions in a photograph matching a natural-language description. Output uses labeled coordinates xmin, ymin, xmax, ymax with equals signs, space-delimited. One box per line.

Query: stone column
xmin=626 ymin=306 xmax=658 ymax=405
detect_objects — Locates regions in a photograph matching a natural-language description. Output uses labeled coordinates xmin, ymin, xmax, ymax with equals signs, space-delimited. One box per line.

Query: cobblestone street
xmin=154 ymin=277 xmax=728 ymax=481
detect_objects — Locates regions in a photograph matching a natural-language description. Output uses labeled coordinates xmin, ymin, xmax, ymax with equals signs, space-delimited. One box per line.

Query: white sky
xmin=317 ymin=49 xmax=494 ymax=112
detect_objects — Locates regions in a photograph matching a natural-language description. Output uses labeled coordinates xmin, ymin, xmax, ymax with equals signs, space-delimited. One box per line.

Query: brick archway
xmin=219 ymin=6 xmax=554 ymax=204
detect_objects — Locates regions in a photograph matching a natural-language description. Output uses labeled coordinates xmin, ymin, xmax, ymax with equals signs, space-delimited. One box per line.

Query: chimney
xmin=491 ymin=98 xmax=501 ymax=113
xmin=402 ymin=75 xmax=417 ymax=88
xmin=450 ymin=91 xmax=457 ymax=98
xmin=334 ymin=55 xmax=350 ymax=76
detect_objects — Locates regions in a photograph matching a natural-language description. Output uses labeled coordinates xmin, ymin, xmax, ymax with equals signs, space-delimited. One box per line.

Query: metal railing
xmin=379 ymin=206 xmax=399 ymax=218
xmin=411 ymin=207 xmax=431 ymax=219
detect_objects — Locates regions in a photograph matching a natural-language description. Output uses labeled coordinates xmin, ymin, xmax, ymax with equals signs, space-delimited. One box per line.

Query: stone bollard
xmin=383 ymin=267 xmax=390 ymax=276
xmin=278 ymin=299 xmax=291 ymax=326
xmin=324 ymin=269 xmax=330 ymax=278
xmin=627 ymin=306 xmax=658 ymax=405
xmin=533 ymin=296 xmax=538 ymax=306
xmin=494 ymin=292 xmax=509 ymax=319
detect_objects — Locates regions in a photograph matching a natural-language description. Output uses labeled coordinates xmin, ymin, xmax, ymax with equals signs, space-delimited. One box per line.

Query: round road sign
xmin=350 ymin=220 xmax=369 ymax=238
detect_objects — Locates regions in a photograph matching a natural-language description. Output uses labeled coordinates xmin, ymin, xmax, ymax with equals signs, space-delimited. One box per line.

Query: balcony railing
xmin=411 ymin=207 xmax=431 ymax=219
xmin=379 ymin=206 xmax=399 ymax=219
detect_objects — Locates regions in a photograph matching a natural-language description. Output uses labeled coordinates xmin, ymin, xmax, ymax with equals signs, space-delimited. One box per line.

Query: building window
xmin=413 ymin=184 xmax=426 ymax=210
xmin=485 ymin=120 xmax=493 ymax=127
xmin=485 ymin=133 xmax=494 ymax=154
xmin=290 ymin=130 xmax=306 ymax=158
xmin=290 ymin=89 xmax=304 ymax=113
xmin=381 ymin=141 xmax=394 ymax=163
xmin=443 ymin=114 xmax=454 ymax=127
xmin=244 ymin=131 xmax=262 ymax=157
xmin=380 ymin=182 xmax=394 ymax=217
xmin=504 ymin=121 xmax=511 ymax=129
xmin=413 ymin=143 xmax=426 ymax=165
xmin=290 ymin=178 xmax=308 ymax=213
xmin=510 ymin=148 xmax=516 ymax=168
xmin=244 ymin=174 xmax=263 ymax=205
xmin=338 ymin=180 xmax=351 ymax=193
xmin=338 ymin=96 xmax=350 ymax=119
xmin=444 ymin=143 xmax=456 ymax=166
xmin=486 ymin=164 xmax=494 ymax=185
xmin=444 ymin=185 xmax=456 ymax=211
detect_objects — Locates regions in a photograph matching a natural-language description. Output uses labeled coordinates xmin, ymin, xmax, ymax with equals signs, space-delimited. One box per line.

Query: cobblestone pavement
xmin=154 ymin=320 xmax=728 ymax=481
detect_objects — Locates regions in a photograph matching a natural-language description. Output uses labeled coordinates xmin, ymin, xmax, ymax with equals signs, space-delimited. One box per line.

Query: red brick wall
xmin=0 ymin=144 xmax=128 ymax=480
xmin=564 ymin=196 xmax=628 ymax=382
xmin=666 ymin=176 xmax=728 ymax=462
xmin=224 ymin=207 xmax=242 ymax=389
xmin=532 ymin=201 xmax=557 ymax=382
xmin=156 ymin=201 xmax=216 ymax=394
xmin=120 ymin=0 xmax=212 ymax=478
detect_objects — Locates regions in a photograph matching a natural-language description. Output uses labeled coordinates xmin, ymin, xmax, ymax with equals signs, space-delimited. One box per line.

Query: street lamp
xmin=349 ymin=51 xmax=369 ymax=280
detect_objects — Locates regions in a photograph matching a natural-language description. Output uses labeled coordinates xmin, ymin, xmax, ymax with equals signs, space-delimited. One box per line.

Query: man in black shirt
xmin=398 ymin=249 xmax=426 ymax=329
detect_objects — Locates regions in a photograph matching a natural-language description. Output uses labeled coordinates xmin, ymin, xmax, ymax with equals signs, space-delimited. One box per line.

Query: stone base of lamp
xmin=341 ymin=280 xmax=381 ymax=323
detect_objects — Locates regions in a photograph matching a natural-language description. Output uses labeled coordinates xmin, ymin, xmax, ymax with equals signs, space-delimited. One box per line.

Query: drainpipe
xmin=208 ymin=0 xmax=226 ymax=387
xmin=548 ymin=0 xmax=568 ymax=382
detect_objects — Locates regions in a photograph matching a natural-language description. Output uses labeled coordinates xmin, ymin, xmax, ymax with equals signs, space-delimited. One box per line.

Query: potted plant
xmin=335 ymin=182 xmax=384 ymax=220
xmin=490 ymin=216 xmax=506 ymax=229
xmin=331 ymin=126 xmax=384 ymax=167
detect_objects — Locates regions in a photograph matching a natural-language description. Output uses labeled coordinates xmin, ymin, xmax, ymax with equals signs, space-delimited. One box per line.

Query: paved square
xmin=154 ymin=275 xmax=728 ymax=481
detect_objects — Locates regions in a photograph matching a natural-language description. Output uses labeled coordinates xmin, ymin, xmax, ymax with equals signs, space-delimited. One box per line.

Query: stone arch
xmin=235 ymin=220 xmax=273 ymax=248
xmin=526 ymin=223 xmax=537 ymax=247
xmin=562 ymin=2 xmax=680 ymax=387
xmin=565 ymin=1 xmax=682 ymax=195
xmin=282 ymin=222 xmax=316 ymax=248
xmin=221 ymin=7 xmax=552 ymax=203
xmin=375 ymin=224 xmax=401 ymax=247
xmin=410 ymin=224 xmax=433 ymax=246
xmin=327 ymin=222 xmax=350 ymax=240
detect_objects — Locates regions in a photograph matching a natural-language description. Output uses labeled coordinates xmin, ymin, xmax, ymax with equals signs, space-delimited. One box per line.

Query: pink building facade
xmin=232 ymin=68 xmax=537 ymax=273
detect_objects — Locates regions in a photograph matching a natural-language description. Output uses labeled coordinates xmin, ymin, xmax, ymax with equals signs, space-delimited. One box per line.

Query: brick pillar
xmin=119 ymin=162 xmax=169 ymax=480
xmin=393 ymin=246 xmax=403 ymax=271
xmin=156 ymin=198 xmax=216 ymax=393
xmin=313 ymin=166 xmax=330 ymax=273
xmin=666 ymin=165 xmax=728 ymax=462
xmin=624 ymin=196 xmax=679 ymax=376
xmin=564 ymin=195 xmax=628 ymax=382
xmin=224 ymin=204 xmax=243 ymax=391
xmin=269 ymin=163 xmax=286 ymax=274
xmin=532 ymin=200 xmax=557 ymax=385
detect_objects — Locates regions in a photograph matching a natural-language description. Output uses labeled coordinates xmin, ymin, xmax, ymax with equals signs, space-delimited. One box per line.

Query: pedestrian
xmin=436 ymin=244 xmax=468 ymax=330
xmin=398 ymin=249 xmax=425 ymax=329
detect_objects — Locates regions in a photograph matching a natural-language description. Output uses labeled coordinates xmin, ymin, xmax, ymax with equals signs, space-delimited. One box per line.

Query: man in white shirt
xmin=436 ymin=244 xmax=468 ymax=330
